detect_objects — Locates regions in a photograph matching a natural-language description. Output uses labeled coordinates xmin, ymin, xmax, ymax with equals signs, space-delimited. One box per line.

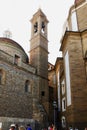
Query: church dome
xmin=0 ymin=37 xmax=29 ymax=63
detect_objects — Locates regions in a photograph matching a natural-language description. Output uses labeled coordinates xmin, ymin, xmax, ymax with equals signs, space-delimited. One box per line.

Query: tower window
xmin=41 ymin=22 xmax=45 ymax=33
xmin=34 ymin=22 xmax=38 ymax=33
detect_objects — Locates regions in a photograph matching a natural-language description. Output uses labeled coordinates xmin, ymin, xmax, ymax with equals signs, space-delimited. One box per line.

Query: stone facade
xmin=0 ymin=9 xmax=49 ymax=130
xmin=1 ymin=1 xmax=87 ymax=130
xmin=48 ymin=0 xmax=87 ymax=130
xmin=53 ymin=0 xmax=87 ymax=130
xmin=48 ymin=63 xmax=56 ymax=124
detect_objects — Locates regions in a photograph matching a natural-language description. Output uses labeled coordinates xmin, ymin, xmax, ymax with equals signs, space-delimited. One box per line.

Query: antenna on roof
xmin=3 ymin=29 xmax=12 ymax=39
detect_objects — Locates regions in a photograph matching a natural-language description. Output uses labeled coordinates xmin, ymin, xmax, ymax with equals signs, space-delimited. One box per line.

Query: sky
xmin=0 ymin=0 xmax=74 ymax=65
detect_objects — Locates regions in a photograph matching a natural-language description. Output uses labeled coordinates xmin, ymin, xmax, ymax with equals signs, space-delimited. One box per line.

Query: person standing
xmin=26 ymin=124 xmax=32 ymax=130
xmin=9 ymin=124 xmax=16 ymax=130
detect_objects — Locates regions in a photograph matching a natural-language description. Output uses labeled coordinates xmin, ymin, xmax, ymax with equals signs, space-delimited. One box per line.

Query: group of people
xmin=9 ymin=124 xmax=32 ymax=130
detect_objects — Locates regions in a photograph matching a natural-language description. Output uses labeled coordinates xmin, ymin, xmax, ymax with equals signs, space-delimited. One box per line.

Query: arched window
xmin=61 ymin=116 xmax=66 ymax=128
xmin=14 ymin=55 xmax=20 ymax=65
xmin=34 ymin=22 xmax=38 ymax=33
xmin=41 ymin=22 xmax=45 ymax=33
xmin=25 ymin=80 xmax=32 ymax=93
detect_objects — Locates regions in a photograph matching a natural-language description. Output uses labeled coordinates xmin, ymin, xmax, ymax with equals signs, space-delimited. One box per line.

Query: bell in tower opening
xmin=34 ymin=22 xmax=38 ymax=33
xmin=29 ymin=8 xmax=49 ymax=128
xmin=30 ymin=8 xmax=49 ymax=38
xmin=41 ymin=22 xmax=45 ymax=33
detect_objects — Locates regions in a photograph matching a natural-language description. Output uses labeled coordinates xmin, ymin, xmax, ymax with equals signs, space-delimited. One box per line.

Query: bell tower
xmin=29 ymin=9 xmax=49 ymax=127
xmin=30 ymin=8 xmax=49 ymax=78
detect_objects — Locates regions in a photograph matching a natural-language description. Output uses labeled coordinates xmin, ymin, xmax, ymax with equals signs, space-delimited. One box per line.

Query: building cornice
xmin=54 ymin=57 xmax=63 ymax=70
xmin=60 ymin=31 xmax=81 ymax=51
xmin=60 ymin=29 xmax=87 ymax=51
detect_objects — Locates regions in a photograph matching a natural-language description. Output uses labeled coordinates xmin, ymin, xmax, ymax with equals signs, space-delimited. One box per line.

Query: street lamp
xmin=53 ymin=101 xmax=57 ymax=128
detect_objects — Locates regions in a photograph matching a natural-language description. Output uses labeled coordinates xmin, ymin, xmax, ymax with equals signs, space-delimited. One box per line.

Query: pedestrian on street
xmin=19 ymin=125 xmax=26 ymax=130
xmin=9 ymin=124 xmax=16 ymax=130
xmin=48 ymin=124 xmax=53 ymax=130
xmin=26 ymin=124 xmax=32 ymax=130
xmin=15 ymin=124 xmax=19 ymax=130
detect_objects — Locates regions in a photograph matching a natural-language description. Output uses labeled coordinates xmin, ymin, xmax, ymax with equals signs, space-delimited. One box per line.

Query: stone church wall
xmin=0 ymin=59 xmax=34 ymax=118
xmin=0 ymin=58 xmax=40 ymax=130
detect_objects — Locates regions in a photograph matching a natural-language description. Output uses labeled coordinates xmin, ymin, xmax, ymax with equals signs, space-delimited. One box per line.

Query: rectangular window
xmin=61 ymin=79 xmax=65 ymax=95
xmin=14 ymin=55 xmax=20 ymax=65
xmin=64 ymin=51 xmax=71 ymax=106
xmin=41 ymin=91 xmax=45 ymax=96
xmin=62 ymin=97 xmax=66 ymax=111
